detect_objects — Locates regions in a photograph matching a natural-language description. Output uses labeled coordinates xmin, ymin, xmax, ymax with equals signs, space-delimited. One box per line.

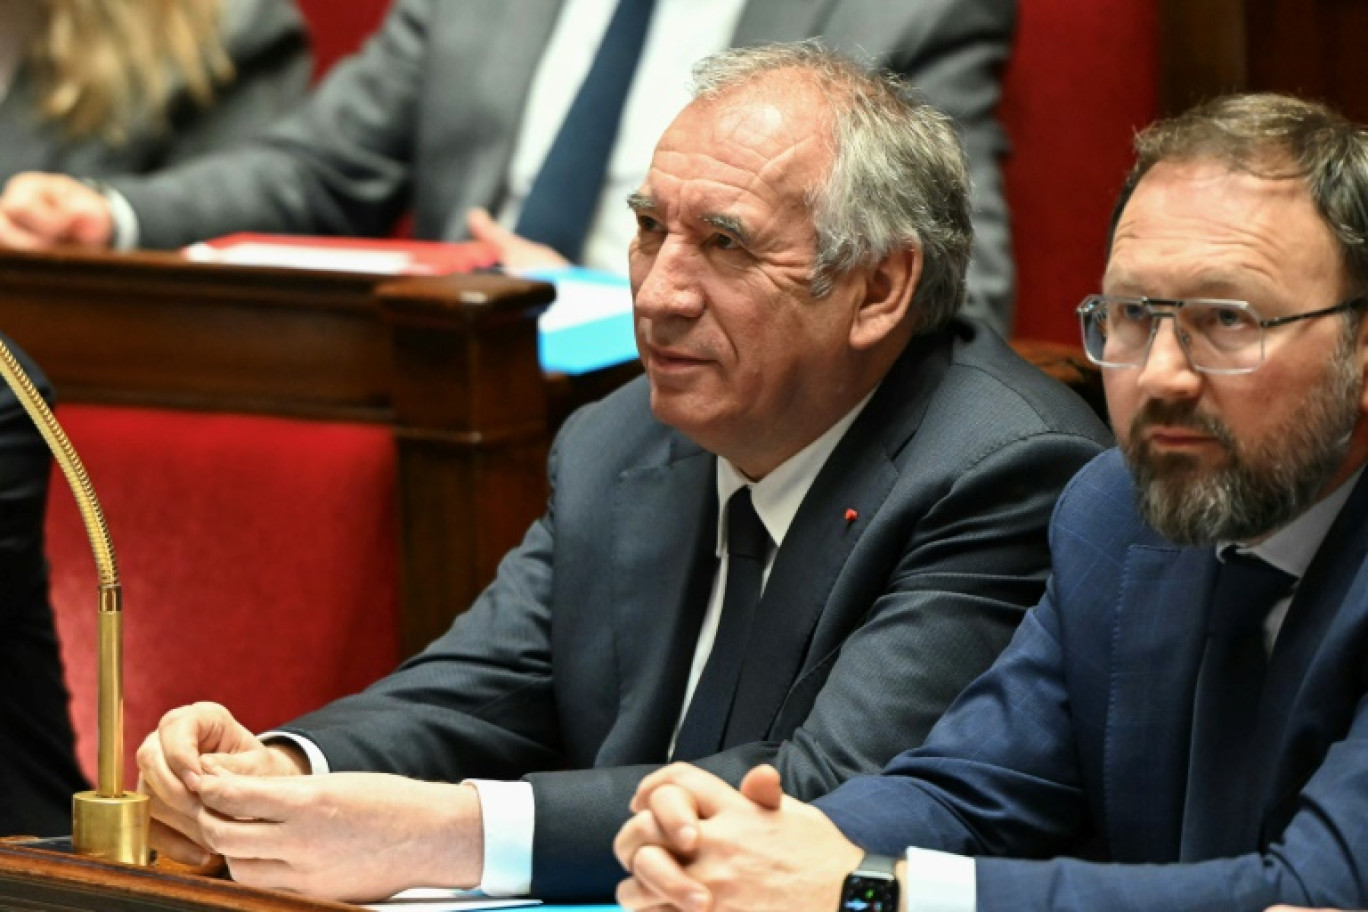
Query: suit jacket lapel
xmin=1105 ymin=544 xmax=1213 ymax=861
xmin=722 ymin=333 xmax=951 ymax=746
xmin=599 ymin=438 xmax=717 ymax=764
xmin=730 ymin=0 xmax=840 ymax=45
xmin=1256 ymin=468 xmax=1368 ymax=837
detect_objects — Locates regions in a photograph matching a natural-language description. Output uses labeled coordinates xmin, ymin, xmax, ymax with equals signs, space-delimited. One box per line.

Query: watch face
xmin=840 ymin=874 xmax=898 ymax=912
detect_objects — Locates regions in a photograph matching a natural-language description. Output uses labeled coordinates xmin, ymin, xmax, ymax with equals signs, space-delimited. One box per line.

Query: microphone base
xmin=72 ymin=791 xmax=150 ymax=866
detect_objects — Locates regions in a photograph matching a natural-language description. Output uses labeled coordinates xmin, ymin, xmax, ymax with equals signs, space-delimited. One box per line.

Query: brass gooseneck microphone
xmin=0 ymin=337 xmax=149 ymax=864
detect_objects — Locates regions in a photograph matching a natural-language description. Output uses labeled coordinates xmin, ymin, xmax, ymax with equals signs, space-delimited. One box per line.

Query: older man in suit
xmin=616 ymin=93 xmax=1368 ymax=912
xmin=132 ymin=44 xmax=1107 ymax=904
xmin=0 ymin=0 xmax=1017 ymax=332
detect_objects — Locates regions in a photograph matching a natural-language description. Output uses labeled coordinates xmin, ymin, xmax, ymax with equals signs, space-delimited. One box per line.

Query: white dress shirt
xmin=900 ymin=464 xmax=1365 ymax=912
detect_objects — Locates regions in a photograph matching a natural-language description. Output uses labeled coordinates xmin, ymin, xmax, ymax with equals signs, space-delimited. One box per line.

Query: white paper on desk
xmin=184 ymin=241 xmax=413 ymax=274
xmin=362 ymin=887 xmax=540 ymax=911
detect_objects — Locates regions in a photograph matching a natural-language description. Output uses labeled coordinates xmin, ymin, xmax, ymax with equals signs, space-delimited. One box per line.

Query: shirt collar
xmin=1223 ymin=464 xmax=1365 ymax=579
xmin=715 ymin=389 xmax=876 ymax=556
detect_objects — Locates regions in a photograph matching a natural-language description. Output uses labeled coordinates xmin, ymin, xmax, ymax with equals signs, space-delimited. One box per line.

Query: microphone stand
xmin=0 ymin=338 xmax=149 ymax=865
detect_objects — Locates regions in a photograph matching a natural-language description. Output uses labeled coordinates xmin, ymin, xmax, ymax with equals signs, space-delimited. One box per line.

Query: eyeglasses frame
xmin=1075 ymin=294 xmax=1367 ymax=375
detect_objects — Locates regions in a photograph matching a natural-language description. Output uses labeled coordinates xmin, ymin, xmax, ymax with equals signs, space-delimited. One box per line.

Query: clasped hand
xmin=613 ymin=763 xmax=862 ymax=912
xmin=136 ymin=701 xmax=483 ymax=902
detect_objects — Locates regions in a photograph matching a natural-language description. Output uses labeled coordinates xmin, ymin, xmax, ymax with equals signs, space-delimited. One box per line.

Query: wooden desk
xmin=0 ymin=840 xmax=621 ymax=911
xmin=0 ymin=247 xmax=554 ymax=657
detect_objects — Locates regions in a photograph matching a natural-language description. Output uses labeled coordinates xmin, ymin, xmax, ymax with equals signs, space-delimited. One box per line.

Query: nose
xmin=632 ymin=237 xmax=706 ymax=322
xmin=1134 ymin=316 xmax=1203 ymax=400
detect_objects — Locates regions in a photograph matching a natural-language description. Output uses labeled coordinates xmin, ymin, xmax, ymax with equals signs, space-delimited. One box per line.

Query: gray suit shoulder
xmin=943 ymin=319 xmax=1112 ymax=444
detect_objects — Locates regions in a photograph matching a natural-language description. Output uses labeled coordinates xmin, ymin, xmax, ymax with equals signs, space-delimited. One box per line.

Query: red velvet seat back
xmin=47 ymin=405 xmax=400 ymax=785
xmin=1002 ymin=0 xmax=1159 ymax=343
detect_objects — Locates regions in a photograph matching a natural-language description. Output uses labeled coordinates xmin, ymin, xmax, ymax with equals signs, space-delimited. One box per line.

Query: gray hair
xmin=690 ymin=42 xmax=973 ymax=331
xmin=1110 ymin=93 xmax=1368 ymax=306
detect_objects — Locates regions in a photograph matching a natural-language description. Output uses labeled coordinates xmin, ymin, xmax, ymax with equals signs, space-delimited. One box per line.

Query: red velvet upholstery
xmin=46 ymin=405 xmax=400 ymax=786
xmin=1001 ymin=0 xmax=1159 ymax=343
xmin=293 ymin=0 xmax=390 ymax=81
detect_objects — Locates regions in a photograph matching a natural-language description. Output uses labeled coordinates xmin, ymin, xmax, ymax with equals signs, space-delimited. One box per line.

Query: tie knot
xmin=1207 ymin=550 xmax=1297 ymax=635
xmin=727 ymin=488 xmax=770 ymax=561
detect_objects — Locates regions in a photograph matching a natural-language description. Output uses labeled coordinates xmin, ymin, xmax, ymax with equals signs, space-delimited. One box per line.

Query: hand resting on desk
xmin=0 ymin=173 xmax=114 ymax=249
xmin=137 ymin=701 xmax=485 ymax=902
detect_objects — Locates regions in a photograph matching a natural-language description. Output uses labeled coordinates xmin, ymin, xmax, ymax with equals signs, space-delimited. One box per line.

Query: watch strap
xmin=855 ymin=852 xmax=898 ymax=877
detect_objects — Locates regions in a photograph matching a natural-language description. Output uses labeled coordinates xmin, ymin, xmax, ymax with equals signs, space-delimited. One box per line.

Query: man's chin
xmin=1129 ymin=441 xmax=1230 ymax=480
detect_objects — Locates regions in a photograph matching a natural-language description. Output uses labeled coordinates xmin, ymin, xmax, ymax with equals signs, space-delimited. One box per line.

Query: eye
xmin=1213 ymin=306 xmax=1247 ymax=328
xmin=1192 ymin=304 xmax=1254 ymax=333
xmin=711 ymin=232 xmax=740 ymax=250
xmin=1114 ymin=302 xmax=1149 ymax=324
xmin=635 ymin=213 xmax=663 ymax=234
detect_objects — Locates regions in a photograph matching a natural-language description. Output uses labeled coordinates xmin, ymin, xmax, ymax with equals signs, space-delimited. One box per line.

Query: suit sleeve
xmin=113 ymin=0 xmax=431 ymax=246
xmin=527 ymin=427 xmax=1106 ymax=900
xmin=274 ymin=403 xmax=586 ymax=783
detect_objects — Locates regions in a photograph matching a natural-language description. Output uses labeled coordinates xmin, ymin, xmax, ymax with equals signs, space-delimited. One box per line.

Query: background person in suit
xmin=132 ymin=44 xmax=1107 ymax=904
xmin=0 ymin=334 xmax=87 ymax=837
xmin=0 ymin=0 xmax=311 ymax=186
xmin=0 ymin=0 xmax=1018 ymax=333
xmin=615 ymin=92 xmax=1368 ymax=912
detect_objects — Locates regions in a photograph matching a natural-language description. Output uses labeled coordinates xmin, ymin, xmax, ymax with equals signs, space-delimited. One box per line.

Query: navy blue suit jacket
xmin=819 ymin=449 xmax=1368 ymax=911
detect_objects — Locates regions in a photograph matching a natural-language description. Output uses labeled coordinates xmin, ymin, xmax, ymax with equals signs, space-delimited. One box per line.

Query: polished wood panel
xmin=0 ymin=840 xmax=357 ymax=911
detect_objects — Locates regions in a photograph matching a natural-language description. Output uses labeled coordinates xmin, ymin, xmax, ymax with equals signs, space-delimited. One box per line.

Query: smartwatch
xmin=838 ymin=851 xmax=900 ymax=912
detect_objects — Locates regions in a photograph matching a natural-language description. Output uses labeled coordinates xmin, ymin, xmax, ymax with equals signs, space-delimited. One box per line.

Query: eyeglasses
xmin=1076 ymin=294 xmax=1366 ymax=375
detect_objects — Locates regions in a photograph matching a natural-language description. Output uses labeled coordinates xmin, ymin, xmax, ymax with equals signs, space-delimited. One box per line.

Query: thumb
xmin=738 ymin=764 xmax=784 ymax=810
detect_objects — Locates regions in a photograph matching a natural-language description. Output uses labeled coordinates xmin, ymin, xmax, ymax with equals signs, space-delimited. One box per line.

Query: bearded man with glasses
xmin=615 ymin=92 xmax=1368 ymax=912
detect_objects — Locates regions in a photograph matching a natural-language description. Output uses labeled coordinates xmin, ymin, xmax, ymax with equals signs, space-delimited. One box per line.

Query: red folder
xmin=183 ymin=233 xmax=501 ymax=275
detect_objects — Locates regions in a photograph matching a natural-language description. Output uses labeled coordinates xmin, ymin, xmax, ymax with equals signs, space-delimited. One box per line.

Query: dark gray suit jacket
xmin=0 ymin=0 xmax=310 ymax=186
xmin=280 ymin=320 xmax=1110 ymax=899
xmin=113 ymin=0 xmax=1018 ymax=331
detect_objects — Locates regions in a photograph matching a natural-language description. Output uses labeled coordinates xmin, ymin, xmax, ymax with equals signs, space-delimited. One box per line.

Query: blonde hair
xmin=28 ymin=0 xmax=235 ymax=143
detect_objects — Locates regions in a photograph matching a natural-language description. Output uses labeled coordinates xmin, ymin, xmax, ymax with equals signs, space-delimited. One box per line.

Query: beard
xmin=1121 ymin=335 xmax=1362 ymax=546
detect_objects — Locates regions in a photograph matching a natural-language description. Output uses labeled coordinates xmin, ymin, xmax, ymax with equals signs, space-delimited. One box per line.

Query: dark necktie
xmin=671 ymin=488 xmax=770 ymax=762
xmin=513 ymin=0 xmax=657 ymax=262
xmin=1180 ymin=550 xmax=1297 ymax=859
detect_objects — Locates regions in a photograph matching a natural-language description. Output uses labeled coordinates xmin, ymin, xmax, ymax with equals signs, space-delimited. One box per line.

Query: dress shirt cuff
xmin=102 ymin=186 xmax=140 ymax=250
xmin=258 ymin=731 xmax=330 ymax=774
xmin=465 ymin=779 xmax=534 ymax=896
xmin=903 ymin=847 xmax=976 ymax=912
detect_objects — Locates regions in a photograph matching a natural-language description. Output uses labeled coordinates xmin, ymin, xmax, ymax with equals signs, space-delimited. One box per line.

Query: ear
xmin=848 ymin=243 xmax=921 ymax=350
